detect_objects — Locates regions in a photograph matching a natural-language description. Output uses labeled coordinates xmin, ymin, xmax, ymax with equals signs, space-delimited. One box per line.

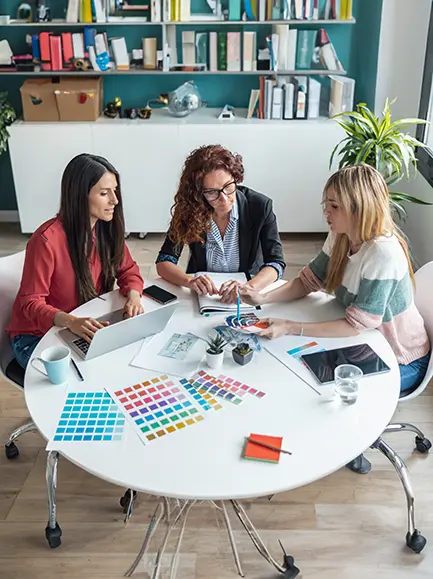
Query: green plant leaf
xmin=390 ymin=191 xmax=433 ymax=205
xmin=354 ymin=139 xmax=375 ymax=164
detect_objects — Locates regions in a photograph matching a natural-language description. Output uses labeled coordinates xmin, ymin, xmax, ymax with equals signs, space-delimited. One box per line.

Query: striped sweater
xmin=299 ymin=233 xmax=430 ymax=365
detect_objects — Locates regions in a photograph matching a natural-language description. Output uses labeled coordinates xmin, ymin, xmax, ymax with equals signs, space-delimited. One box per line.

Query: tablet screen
xmin=300 ymin=343 xmax=391 ymax=385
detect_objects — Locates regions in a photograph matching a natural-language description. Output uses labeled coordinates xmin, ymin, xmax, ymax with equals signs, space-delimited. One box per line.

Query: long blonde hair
xmin=323 ymin=164 xmax=414 ymax=292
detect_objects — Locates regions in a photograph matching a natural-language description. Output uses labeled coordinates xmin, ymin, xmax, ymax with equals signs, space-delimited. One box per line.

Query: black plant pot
xmin=232 ymin=348 xmax=253 ymax=366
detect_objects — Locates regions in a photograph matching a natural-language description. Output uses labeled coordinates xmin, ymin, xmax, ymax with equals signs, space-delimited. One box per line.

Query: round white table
xmin=24 ymin=280 xmax=422 ymax=575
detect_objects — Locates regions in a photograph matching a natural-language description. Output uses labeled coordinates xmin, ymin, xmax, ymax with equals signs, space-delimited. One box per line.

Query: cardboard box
xmin=55 ymin=77 xmax=103 ymax=121
xmin=20 ymin=79 xmax=60 ymax=121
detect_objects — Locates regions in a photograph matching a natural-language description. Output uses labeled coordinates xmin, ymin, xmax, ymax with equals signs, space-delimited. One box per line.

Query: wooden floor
xmin=1 ymin=224 xmax=433 ymax=579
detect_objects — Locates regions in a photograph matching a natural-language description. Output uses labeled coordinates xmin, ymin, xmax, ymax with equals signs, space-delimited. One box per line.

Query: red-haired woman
xmin=156 ymin=145 xmax=286 ymax=303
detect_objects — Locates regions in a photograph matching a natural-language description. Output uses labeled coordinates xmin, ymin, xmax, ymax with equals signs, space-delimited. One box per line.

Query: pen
xmin=237 ymin=287 xmax=241 ymax=322
xmin=245 ymin=437 xmax=292 ymax=455
xmin=71 ymin=358 xmax=84 ymax=382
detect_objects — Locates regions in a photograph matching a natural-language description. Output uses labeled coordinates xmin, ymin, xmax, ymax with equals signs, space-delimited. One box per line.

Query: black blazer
xmin=156 ymin=186 xmax=286 ymax=277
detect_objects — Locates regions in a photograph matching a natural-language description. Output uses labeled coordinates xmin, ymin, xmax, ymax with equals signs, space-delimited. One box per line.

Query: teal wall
xmin=0 ymin=0 xmax=382 ymax=210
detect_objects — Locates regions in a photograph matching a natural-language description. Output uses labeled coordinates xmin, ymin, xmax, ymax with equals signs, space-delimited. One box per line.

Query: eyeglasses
xmin=202 ymin=181 xmax=236 ymax=202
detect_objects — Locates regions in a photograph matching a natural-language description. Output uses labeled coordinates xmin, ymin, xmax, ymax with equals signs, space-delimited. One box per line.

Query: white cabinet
xmin=8 ymin=109 xmax=343 ymax=234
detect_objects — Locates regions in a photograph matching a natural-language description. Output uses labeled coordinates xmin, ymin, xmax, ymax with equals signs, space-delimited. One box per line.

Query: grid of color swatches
xmin=217 ymin=374 xmax=266 ymax=399
xmin=52 ymin=392 xmax=125 ymax=442
xmin=179 ymin=376 xmax=226 ymax=409
xmin=186 ymin=371 xmax=245 ymax=405
xmin=110 ymin=375 xmax=211 ymax=444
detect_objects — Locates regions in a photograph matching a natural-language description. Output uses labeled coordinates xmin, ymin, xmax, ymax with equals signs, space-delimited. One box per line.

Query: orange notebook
xmin=243 ymin=434 xmax=283 ymax=464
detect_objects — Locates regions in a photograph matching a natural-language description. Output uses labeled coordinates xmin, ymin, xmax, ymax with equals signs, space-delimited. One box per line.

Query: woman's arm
xmin=156 ymin=260 xmax=192 ymax=288
xmin=240 ymin=276 xmax=308 ymax=305
xmin=116 ymin=243 xmax=144 ymax=296
xmin=246 ymin=266 xmax=278 ymax=291
xmin=156 ymin=236 xmax=218 ymax=295
xmin=259 ymin=317 xmax=359 ymax=339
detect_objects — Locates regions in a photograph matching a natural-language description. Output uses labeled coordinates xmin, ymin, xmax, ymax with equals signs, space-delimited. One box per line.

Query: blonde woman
xmin=241 ymin=164 xmax=430 ymax=396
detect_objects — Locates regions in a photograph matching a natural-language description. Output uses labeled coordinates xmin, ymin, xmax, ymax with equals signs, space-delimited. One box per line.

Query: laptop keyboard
xmin=73 ymin=337 xmax=90 ymax=355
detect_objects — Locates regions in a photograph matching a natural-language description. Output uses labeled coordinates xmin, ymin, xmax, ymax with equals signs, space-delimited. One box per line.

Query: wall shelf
xmin=3 ymin=18 xmax=356 ymax=27
xmin=0 ymin=69 xmax=346 ymax=76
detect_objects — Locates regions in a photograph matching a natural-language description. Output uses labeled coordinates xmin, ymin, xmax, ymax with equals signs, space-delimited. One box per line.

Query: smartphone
xmin=142 ymin=284 xmax=178 ymax=305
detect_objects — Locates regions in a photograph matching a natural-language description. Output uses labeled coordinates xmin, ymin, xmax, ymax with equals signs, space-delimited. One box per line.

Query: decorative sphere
xmin=167 ymin=82 xmax=203 ymax=118
xmin=17 ymin=3 xmax=32 ymax=21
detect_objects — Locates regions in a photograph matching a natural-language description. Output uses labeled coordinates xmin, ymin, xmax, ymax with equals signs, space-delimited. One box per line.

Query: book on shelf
xmin=254 ymin=74 xmax=327 ymax=120
xmin=329 ymin=75 xmax=355 ymax=116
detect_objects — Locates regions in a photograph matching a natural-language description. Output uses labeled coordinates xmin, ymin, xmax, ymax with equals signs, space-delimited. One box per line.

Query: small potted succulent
xmin=205 ymin=334 xmax=227 ymax=370
xmin=232 ymin=342 xmax=253 ymax=366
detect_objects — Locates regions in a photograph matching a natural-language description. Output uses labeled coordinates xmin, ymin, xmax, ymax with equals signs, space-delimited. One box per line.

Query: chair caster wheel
xmin=282 ymin=554 xmax=300 ymax=579
xmin=120 ymin=489 xmax=137 ymax=514
xmin=415 ymin=436 xmax=431 ymax=453
xmin=406 ymin=529 xmax=426 ymax=553
xmin=45 ymin=523 xmax=62 ymax=548
xmin=345 ymin=454 xmax=372 ymax=474
xmin=138 ymin=232 xmax=147 ymax=240
xmin=5 ymin=442 xmax=19 ymax=459
xmin=124 ymin=232 xmax=130 ymax=239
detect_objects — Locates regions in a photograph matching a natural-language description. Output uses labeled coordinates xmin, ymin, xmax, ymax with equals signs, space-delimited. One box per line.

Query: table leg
xmin=45 ymin=451 xmax=62 ymax=548
xmin=230 ymin=499 xmax=286 ymax=573
xmin=124 ymin=501 xmax=164 ymax=577
xmin=372 ymin=437 xmax=427 ymax=553
xmin=220 ymin=501 xmax=244 ymax=577
xmin=127 ymin=498 xmax=299 ymax=578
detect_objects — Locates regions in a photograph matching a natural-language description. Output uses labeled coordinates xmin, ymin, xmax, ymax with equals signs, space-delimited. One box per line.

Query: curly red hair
xmin=168 ymin=145 xmax=244 ymax=245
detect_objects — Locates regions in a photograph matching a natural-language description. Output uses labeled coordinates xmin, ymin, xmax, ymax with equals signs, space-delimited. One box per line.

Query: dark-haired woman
xmin=156 ymin=145 xmax=286 ymax=303
xmin=7 ymin=153 xmax=144 ymax=369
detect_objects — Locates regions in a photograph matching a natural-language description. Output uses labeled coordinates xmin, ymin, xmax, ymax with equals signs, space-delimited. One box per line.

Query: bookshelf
xmin=0 ymin=0 xmax=386 ymax=229
xmin=0 ymin=69 xmax=347 ymax=76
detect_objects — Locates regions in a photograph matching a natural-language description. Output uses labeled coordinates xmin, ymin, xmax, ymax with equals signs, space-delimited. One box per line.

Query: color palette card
xmin=180 ymin=375 xmax=226 ymax=408
xmin=187 ymin=371 xmax=245 ymax=405
xmin=106 ymin=375 xmax=207 ymax=445
xmin=288 ymin=341 xmax=326 ymax=366
xmin=46 ymin=391 xmax=126 ymax=451
xmin=243 ymin=434 xmax=283 ymax=464
xmin=217 ymin=374 xmax=267 ymax=399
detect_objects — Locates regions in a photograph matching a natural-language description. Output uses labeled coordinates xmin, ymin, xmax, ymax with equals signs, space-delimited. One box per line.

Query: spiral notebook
xmin=196 ymin=272 xmax=259 ymax=315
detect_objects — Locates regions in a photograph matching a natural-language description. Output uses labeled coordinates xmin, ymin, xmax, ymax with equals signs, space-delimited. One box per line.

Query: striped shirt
xmin=299 ymin=233 xmax=430 ymax=365
xmin=206 ymin=200 xmax=240 ymax=273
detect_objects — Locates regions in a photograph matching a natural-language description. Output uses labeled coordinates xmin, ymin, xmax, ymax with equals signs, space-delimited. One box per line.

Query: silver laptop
xmin=58 ymin=303 xmax=177 ymax=361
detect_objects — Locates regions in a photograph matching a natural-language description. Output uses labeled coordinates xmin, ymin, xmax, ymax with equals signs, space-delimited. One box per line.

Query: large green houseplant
xmin=0 ymin=92 xmax=16 ymax=156
xmin=330 ymin=99 xmax=431 ymax=219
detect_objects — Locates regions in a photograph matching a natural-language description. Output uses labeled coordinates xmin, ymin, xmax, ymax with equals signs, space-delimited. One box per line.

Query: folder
xmin=49 ymin=36 xmax=62 ymax=71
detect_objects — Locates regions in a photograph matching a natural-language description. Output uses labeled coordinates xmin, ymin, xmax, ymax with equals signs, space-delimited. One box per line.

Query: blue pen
xmin=237 ymin=287 xmax=241 ymax=321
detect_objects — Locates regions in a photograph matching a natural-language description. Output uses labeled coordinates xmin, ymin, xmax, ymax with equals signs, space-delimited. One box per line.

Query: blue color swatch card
xmin=46 ymin=391 xmax=126 ymax=450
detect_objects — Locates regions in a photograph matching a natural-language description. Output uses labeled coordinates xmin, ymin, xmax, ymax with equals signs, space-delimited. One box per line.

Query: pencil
xmin=237 ymin=287 xmax=241 ymax=321
xmin=71 ymin=358 xmax=84 ymax=382
xmin=245 ymin=437 xmax=292 ymax=455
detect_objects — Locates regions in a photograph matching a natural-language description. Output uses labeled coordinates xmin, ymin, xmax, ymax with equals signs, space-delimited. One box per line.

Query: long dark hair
xmin=169 ymin=145 xmax=244 ymax=245
xmin=59 ymin=153 xmax=125 ymax=304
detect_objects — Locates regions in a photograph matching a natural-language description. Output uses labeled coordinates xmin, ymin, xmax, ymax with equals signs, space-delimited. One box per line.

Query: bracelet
xmin=299 ymin=323 xmax=304 ymax=337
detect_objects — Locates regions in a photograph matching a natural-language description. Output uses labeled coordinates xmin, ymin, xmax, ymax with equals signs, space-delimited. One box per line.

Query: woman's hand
xmin=189 ymin=274 xmax=219 ymax=296
xmin=124 ymin=290 xmax=144 ymax=318
xmin=219 ymin=280 xmax=243 ymax=304
xmin=258 ymin=318 xmax=300 ymax=340
xmin=68 ymin=317 xmax=109 ymax=343
xmin=239 ymin=286 xmax=268 ymax=306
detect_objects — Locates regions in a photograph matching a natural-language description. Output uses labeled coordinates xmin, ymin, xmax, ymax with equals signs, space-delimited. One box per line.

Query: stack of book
xmin=248 ymin=73 xmax=355 ymax=121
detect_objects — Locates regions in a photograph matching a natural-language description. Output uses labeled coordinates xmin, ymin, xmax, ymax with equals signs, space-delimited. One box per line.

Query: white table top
xmin=25 ymin=281 xmax=400 ymax=500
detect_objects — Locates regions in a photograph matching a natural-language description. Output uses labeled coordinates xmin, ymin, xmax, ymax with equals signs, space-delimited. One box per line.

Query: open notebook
xmin=196 ymin=272 xmax=259 ymax=315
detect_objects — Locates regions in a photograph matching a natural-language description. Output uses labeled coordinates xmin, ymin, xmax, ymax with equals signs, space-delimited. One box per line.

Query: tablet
xmin=300 ymin=343 xmax=391 ymax=385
